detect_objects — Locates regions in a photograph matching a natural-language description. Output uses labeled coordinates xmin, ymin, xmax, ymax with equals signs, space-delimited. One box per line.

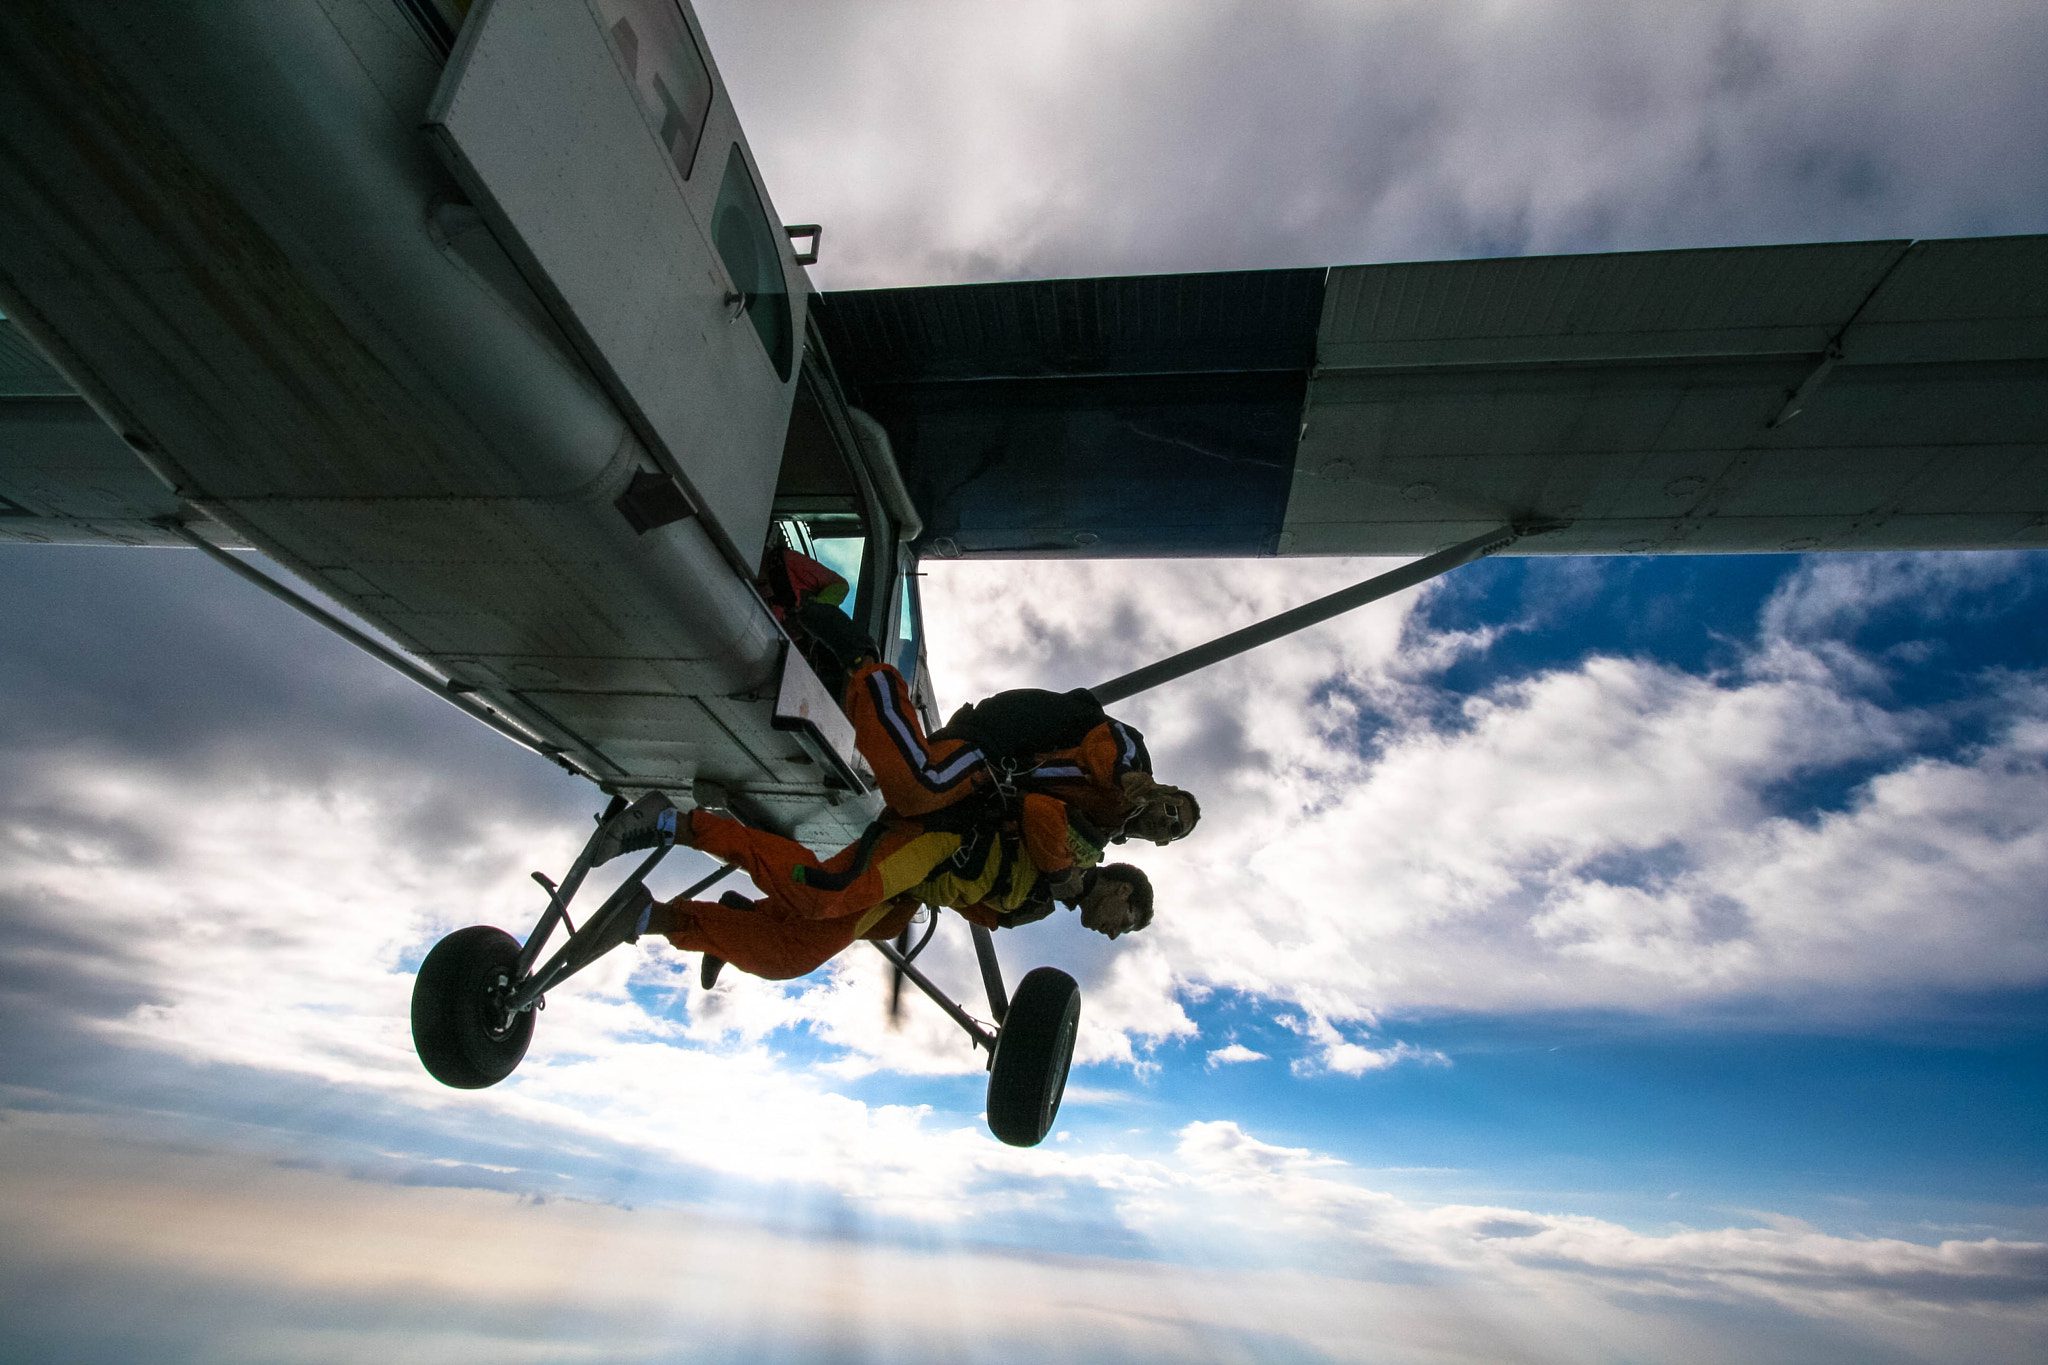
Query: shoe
xmin=700 ymin=891 xmax=752 ymax=989
xmin=564 ymin=883 xmax=653 ymax=974
xmin=589 ymin=792 xmax=678 ymax=865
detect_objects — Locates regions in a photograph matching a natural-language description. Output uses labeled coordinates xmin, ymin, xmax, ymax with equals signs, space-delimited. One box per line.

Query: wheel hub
xmin=483 ymin=970 xmax=522 ymax=1039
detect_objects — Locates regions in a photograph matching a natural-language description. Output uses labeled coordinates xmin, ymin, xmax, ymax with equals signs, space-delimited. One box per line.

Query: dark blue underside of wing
xmin=817 ymin=269 xmax=1325 ymax=558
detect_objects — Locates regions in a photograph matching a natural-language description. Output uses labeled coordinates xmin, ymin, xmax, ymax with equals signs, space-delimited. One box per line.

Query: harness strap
xmin=789 ymin=821 xmax=889 ymax=893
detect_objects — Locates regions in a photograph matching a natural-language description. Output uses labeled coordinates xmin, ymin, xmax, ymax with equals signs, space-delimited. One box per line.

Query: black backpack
xmin=935 ymin=687 xmax=1109 ymax=768
xmin=916 ymin=688 xmax=1138 ymax=841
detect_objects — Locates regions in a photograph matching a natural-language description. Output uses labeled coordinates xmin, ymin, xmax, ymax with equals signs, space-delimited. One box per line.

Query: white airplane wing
xmin=819 ymin=236 xmax=2048 ymax=559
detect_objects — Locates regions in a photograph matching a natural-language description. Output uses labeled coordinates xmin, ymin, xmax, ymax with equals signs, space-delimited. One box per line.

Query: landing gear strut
xmin=408 ymin=800 xmax=1085 ymax=1147
xmin=409 ymin=794 xmax=711 ymax=1089
xmin=872 ymin=925 xmax=1080 ymax=1147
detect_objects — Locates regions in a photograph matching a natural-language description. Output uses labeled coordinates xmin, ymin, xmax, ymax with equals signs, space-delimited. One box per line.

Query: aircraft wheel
xmin=411 ymin=925 xmax=534 ymax=1089
xmin=986 ymin=967 xmax=1081 ymax=1147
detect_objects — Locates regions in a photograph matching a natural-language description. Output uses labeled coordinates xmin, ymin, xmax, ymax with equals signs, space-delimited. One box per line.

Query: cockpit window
xmin=892 ymin=559 xmax=924 ymax=676
xmin=594 ymin=0 xmax=714 ymax=181
xmin=712 ymin=145 xmax=795 ymax=381
xmin=770 ymin=372 xmax=892 ymax=646
xmin=774 ymin=515 xmax=866 ymax=620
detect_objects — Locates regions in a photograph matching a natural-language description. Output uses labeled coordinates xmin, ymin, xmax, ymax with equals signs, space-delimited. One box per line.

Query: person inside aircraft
xmin=587 ymin=791 xmax=1152 ymax=982
xmin=794 ymin=596 xmax=1202 ymax=847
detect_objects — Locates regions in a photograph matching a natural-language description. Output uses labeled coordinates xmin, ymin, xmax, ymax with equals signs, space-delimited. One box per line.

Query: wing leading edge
xmin=818 ymin=235 xmax=2048 ymax=559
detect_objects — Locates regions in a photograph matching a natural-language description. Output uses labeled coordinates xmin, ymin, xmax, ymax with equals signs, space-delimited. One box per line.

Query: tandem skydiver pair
xmin=585 ymin=598 xmax=1200 ymax=984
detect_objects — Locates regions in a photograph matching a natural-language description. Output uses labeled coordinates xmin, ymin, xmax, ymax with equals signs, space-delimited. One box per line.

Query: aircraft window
xmin=594 ymin=0 xmax=714 ymax=181
xmin=775 ymin=515 xmax=865 ymax=620
xmin=713 ymin=145 xmax=795 ymax=381
xmin=892 ymin=565 xmax=925 ymax=676
xmin=772 ymin=375 xmax=894 ymax=646
xmin=809 ymin=536 xmax=866 ymax=617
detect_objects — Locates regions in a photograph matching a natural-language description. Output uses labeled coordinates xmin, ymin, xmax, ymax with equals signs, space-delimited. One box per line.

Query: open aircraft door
xmin=426 ymin=0 xmax=804 ymax=568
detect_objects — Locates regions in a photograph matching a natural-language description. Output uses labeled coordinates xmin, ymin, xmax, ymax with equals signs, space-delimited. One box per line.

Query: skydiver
xmin=647 ymin=863 xmax=1151 ymax=985
xmin=583 ymin=793 xmax=1152 ymax=983
xmin=799 ymin=600 xmax=1203 ymax=846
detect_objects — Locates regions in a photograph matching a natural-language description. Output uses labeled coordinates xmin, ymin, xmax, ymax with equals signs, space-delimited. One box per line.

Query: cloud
xmin=1 ymin=580 xmax=2041 ymax=1358
xmin=698 ymin=0 xmax=2048 ymax=289
xmin=1278 ymin=1013 xmax=1448 ymax=1077
xmin=0 ymin=720 xmax=1176 ymax=1220
xmin=1157 ymin=1121 xmax=2048 ymax=1323
xmin=11 ymin=545 xmax=2044 ymax=1123
xmin=917 ymin=550 xmax=2048 ymax=1027
xmin=1761 ymin=551 xmax=2041 ymax=643
xmin=1204 ymin=1042 xmax=1266 ymax=1069
xmin=7 ymin=664 xmax=2033 ymax=1288
xmin=15 ymin=1109 xmax=2039 ymax=1364
xmin=1420 ymin=1206 xmax=2048 ymax=1314
xmin=1303 ymin=1037 xmax=1445 ymax=1079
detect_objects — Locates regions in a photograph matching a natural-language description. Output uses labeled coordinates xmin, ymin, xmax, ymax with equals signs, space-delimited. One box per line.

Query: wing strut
xmin=1089 ymin=522 xmax=1543 ymax=705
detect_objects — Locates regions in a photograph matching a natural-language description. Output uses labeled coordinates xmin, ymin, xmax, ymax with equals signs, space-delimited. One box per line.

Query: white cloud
xmin=1761 ymin=552 xmax=2040 ymax=642
xmin=3 ymin=724 xmax=2042 ymax=1357
xmin=15 ymin=545 xmax=2042 ymax=1139
xmin=1175 ymin=1119 xmax=1349 ymax=1180
xmin=917 ymin=552 xmax=2048 ymax=1025
xmin=1205 ymin=1042 xmax=1266 ymax=1069
xmin=0 ymin=742 xmax=1205 ymax=1220
xmin=1303 ymin=1037 xmax=1445 ymax=1079
xmin=699 ymin=0 xmax=2048 ymax=289
xmin=16 ymin=1109 xmax=2038 ymax=1364
xmin=0 ymin=755 xmax=946 ymax=1203
xmin=1151 ymin=1121 xmax=2048 ymax=1328
xmin=1279 ymin=1012 xmax=1447 ymax=1077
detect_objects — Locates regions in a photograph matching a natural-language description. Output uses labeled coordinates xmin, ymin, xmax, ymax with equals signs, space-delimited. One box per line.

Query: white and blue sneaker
xmin=589 ymin=792 xmax=680 ymax=866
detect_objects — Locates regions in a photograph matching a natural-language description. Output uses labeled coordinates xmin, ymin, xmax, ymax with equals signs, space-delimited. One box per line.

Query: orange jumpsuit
xmin=660 ymin=894 xmax=922 ymax=982
xmin=845 ymin=660 xmax=1154 ymax=831
xmin=1012 ymin=716 xmax=1153 ymax=832
xmin=659 ymin=800 xmax=1094 ymax=981
xmin=845 ymin=660 xmax=989 ymax=817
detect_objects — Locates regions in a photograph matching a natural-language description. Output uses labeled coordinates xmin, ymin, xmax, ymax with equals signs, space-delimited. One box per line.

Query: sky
xmin=4 ymin=2 xmax=2047 ymax=1362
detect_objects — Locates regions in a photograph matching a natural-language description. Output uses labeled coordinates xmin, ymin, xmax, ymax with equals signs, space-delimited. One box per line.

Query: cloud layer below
xmin=2 ymin=1110 xmax=2041 ymax=1365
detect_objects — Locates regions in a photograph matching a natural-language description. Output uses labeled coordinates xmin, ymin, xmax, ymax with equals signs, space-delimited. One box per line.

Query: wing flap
xmin=1315 ymin=240 xmax=1906 ymax=370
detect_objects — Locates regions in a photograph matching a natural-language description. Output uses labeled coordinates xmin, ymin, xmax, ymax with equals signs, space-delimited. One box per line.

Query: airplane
xmin=2 ymin=0 xmax=2043 ymax=1146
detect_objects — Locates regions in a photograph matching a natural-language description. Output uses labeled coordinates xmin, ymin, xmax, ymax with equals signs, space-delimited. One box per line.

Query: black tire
xmin=411 ymin=925 xmax=534 ymax=1089
xmin=986 ymin=967 xmax=1081 ymax=1147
